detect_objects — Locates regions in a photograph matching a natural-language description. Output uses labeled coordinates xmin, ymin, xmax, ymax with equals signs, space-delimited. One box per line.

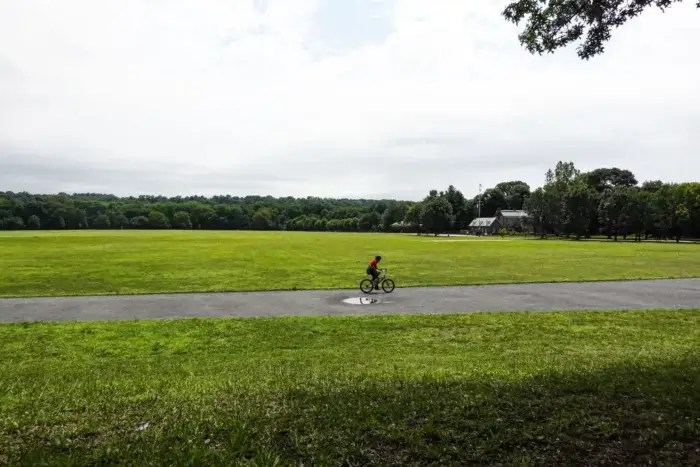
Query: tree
xmin=251 ymin=208 xmax=275 ymax=230
xmin=547 ymin=161 xmax=580 ymax=191
xmin=51 ymin=216 xmax=66 ymax=230
xmin=2 ymin=178 xmax=698 ymax=238
xmin=495 ymin=181 xmax=531 ymax=210
xmin=627 ymin=188 xmax=654 ymax=241
xmin=641 ymin=180 xmax=664 ymax=193
xmin=172 ymin=211 xmax=193 ymax=230
xmin=524 ymin=187 xmax=561 ymax=238
xmin=420 ymin=196 xmax=453 ymax=236
xmin=584 ymin=168 xmax=638 ymax=192
xmin=326 ymin=219 xmax=342 ymax=232
xmin=477 ymin=188 xmax=508 ymax=217
xmin=655 ymin=184 xmax=689 ymax=242
xmin=533 ymin=161 xmax=581 ymax=236
xmin=27 ymin=215 xmax=41 ymax=230
xmin=108 ymin=210 xmax=129 ymax=229
xmin=443 ymin=185 xmax=469 ymax=230
xmin=503 ymin=0 xmax=697 ymax=60
xmin=404 ymin=204 xmax=423 ymax=235
xmin=380 ymin=202 xmax=409 ymax=232
xmin=313 ymin=218 xmax=328 ymax=231
xmin=524 ymin=188 xmax=545 ymax=237
xmin=148 ymin=211 xmax=171 ymax=229
xmin=64 ymin=209 xmax=88 ymax=229
xmin=3 ymin=216 xmax=25 ymax=230
xmin=92 ymin=214 xmax=111 ymax=229
xmin=342 ymin=217 xmax=359 ymax=232
xmin=217 ymin=205 xmax=247 ymax=230
xmin=358 ymin=212 xmax=381 ymax=231
xmin=130 ymin=216 xmax=150 ymax=229
xmin=563 ymin=182 xmax=596 ymax=239
xmin=682 ymin=183 xmax=700 ymax=239
xmin=598 ymin=187 xmax=632 ymax=241
xmin=197 ymin=209 xmax=220 ymax=229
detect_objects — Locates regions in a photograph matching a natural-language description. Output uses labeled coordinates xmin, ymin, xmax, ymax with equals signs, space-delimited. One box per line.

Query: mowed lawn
xmin=0 ymin=310 xmax=698 ymax=465
xmin=1 ymin=230 xmax=700 ymax=297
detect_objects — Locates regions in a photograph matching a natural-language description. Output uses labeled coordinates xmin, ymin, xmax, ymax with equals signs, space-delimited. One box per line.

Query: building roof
xmin=469 ymin=217 xmax=499 ymax=227
xmin=499 ymin=210 xmax=528 ymax=218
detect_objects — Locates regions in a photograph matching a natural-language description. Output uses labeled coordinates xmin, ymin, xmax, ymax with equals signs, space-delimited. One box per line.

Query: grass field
xmin=1 ymin=310 xmax=698 ymax=465
xmin=1 ymin=230 xmax=700 ymax=297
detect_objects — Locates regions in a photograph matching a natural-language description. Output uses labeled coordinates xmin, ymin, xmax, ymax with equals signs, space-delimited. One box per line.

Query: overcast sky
xmin=1 ymin=0 xmax=698 ymax=201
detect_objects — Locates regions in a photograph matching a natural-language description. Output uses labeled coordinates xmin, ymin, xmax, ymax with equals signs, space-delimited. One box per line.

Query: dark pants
xmin=367 ymin=267 xmax=379 ymax=285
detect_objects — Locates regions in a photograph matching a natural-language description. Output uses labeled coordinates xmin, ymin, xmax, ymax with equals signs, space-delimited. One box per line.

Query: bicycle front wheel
xmin=360 ymin=279 xmax=374 ymax=294
xmin=381 ymin=279 xmax=395 ymax=293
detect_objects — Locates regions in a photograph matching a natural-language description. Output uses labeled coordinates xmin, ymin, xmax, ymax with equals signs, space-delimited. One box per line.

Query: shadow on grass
xmin=9 ymin=355 xmax=700 ymax=466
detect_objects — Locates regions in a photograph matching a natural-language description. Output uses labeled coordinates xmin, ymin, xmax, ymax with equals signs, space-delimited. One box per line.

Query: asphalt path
xmin=0 ymin=279 xmax=698 ymax=323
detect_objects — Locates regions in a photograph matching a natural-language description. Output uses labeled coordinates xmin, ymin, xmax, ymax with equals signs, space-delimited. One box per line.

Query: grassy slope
xmin=0 ymin=310 xmax=699 ymax=465
xmin=1 ymin=230 xmax=699 ymax=297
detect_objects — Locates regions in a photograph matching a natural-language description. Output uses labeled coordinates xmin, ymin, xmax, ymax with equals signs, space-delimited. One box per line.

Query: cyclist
xmin=367 ymin=255 xmax=382 ymax=289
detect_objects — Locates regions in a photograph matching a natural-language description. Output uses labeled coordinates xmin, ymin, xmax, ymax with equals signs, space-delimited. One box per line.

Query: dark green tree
xmin=420 ymin=196 xmax=453 ymax=236
xmin=443 ymin=185 xmax=469 ymax=230
xmin=642 ymin=180 xmax=664 ymax=193
xmin=380 ymin=202 xmax=409 ymax=231
xmin=358 ymin=212 xmax=381 ymax=232
xmin=598 ymin=187 xmax=632 ymax=241
xmin=547 ymin=161 xmax=580 ymax=191
xmin=172 ymin=211 xmax=193 ymax=230
xmin=130 ymin=216 xmax=150 ymax=228
xmin=27 ymin=215 xmax=41 ymax=230
xmin=524 ymin=187 xmax=560 ymax=238
xmin=495 ymin=181 xmax=531 ymax=210
xmin=654 ymin=184 xmax=689 ymax=242
xmin=563 ymin=182 xmax=597 ymax=239
xmin=51 ymin=216 xmax=66 ymax=230
xmin=3 ymin=216 xmax=25 ymax=230
xmin=682 ymin=183 xmax=700 ymax=239
xmin=584 ymin=168 xmax=638 ymax=192
xmin=251 ymin=208 xmax=276 ymax=230
xmin=108 ymin=210 xmax=129 ymax=229
xmin=627 ymin=188 xmax=654 ymax=241
xmin=477 ymin=188 xmax=508 ymax=217
xmin=503 ymin=0 xmax=697 ymax=59
xmin=148 ymin=211 xmax=171 ymax=229
xmin=403 ymin=203 xmax=423 ymax=235
xmin=92 ymin=214 xmax=111 ymax=229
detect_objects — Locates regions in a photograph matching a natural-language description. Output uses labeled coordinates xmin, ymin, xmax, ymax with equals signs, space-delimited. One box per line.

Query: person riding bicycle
xmin=367 ymin=255 xmax=382 ymax=289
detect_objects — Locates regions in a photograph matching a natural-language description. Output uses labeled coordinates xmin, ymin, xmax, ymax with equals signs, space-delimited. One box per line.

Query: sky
xmin=0 ymin=0 xmax=698 ymax=201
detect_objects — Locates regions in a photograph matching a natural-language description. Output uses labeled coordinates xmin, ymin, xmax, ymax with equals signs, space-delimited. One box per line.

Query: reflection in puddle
xmin=343 ymin=297 xmax=378 ymax=305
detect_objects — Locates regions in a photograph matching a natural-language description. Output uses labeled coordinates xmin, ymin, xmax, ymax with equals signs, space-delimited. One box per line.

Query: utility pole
xmin=478 ymin=184 xmax=482 ymax=218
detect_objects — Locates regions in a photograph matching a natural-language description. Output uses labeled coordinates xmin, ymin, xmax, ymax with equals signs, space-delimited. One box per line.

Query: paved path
xmin=0 ymin=279 xmax=698 ymax=323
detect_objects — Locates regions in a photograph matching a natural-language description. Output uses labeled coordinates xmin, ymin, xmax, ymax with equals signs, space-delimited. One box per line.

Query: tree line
xmin=1 ymin=161 xmax=698 ymax=241
xmin=0 ymin=183 xmax=527 ymax=234
xmin=523 ymin=162 xmax=700 ymax=242
xmin=0 ymin=193 xmax=414 ymax=233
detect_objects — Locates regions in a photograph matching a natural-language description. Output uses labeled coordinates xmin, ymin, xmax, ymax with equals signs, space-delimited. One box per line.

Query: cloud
xmin=0 ymin=0 xmax=698 ymax=200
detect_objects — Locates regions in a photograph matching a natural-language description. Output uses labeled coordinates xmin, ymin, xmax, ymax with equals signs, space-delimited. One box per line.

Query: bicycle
xmin=360 ymin=268 xmax=395 ymax=294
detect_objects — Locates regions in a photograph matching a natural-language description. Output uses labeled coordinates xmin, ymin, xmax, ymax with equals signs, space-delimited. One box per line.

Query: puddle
xmin=343 ymin=297 xmax=378 ymax=305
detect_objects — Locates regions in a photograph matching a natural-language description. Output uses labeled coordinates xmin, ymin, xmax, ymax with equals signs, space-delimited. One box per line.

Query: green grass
xmin=1 ymin=230 xmax=700 ymax=297
xmin=1 ymin=310 xmax=699 ymax=465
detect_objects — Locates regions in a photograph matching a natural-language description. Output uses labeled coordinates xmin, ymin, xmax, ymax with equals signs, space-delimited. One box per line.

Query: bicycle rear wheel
xmin=381 ymin=279 xmax=395 ymax=293
xmin=360 ymin=279 xmax=374 ymax=294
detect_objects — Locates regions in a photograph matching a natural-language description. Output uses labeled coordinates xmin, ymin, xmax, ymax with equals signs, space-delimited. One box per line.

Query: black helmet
xmin=375 ymin=255 xmax=382 ymax=261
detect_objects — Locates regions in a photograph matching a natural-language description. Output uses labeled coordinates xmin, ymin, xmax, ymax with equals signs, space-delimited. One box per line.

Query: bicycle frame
xmin=372 ymin=268 xmax=388 ymax=281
